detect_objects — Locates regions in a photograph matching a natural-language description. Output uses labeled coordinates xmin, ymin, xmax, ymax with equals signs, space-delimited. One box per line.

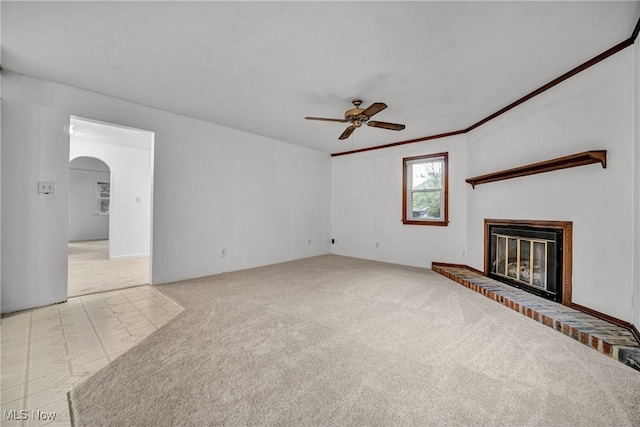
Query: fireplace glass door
xmin=489 ymin=226 xmax=562 ymax=302
xmin=494 ymin=235 xmax=548 ymax=289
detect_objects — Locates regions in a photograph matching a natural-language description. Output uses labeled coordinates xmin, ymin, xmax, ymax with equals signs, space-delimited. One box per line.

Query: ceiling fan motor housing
xmin=344 ymin=99 xmax=366 ymax=126
xmin=345 ymin=108 xmax=366 ymax=126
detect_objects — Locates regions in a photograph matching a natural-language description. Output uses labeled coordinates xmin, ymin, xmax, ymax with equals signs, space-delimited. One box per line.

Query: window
xmin=96 ymin=180 xmax=110 ymax=215
xmin=402 ymin=152 xmax=448 ymax=226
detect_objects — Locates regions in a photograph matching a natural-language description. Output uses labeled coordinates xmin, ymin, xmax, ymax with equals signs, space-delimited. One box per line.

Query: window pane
xmin=99 ymin=199 xmax=110 ymax=215
xmin=412 ymin=191 xmax=441 ymax=219
xmin=411 ymin=161 xmax=442 ymax=190
xmin=98 ymin=182 xmax=110 ymax=198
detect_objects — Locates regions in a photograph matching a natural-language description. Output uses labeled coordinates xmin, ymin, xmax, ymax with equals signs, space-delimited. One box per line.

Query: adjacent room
xmin=1 ymin=1 xmax=640 ymax=426
xmin=67 ymin=117 xmax=153 ymax=297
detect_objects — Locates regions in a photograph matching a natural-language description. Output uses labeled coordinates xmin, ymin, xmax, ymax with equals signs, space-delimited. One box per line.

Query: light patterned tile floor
xmin=1 ymin=286 xmax=183 ymax=427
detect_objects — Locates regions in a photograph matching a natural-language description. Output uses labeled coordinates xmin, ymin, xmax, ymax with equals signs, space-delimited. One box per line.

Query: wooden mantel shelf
xmin=466 ymin=150 xmax=607 ymax=189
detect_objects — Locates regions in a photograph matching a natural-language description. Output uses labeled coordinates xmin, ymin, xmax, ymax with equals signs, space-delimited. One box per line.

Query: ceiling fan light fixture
xmin=305 ymin=98 xmax=405 ymax=140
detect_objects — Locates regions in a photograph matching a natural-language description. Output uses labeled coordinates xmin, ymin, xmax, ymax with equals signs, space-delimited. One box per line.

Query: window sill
xmin=402 ymin=220 xmax=449 ymax=226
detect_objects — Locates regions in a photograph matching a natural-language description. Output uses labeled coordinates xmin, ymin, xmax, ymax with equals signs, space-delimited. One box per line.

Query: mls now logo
xmin=4 ymin=410 xmax=28 ymax=421
xmin=4 ymin=410 xmax=57 ymax=421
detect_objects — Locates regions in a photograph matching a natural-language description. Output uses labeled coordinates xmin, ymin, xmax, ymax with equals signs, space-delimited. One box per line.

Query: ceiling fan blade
xmin=360 ymin=102 xmax=387 ymax=118
xmin=367 ymin=121 xmax=406 ymax=131
xmin=305 ymin=116 xmax=348 ymax=123
xmin=339 ymin=125 xmax=357 ymax=140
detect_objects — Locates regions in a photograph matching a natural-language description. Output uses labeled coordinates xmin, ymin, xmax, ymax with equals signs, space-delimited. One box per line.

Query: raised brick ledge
xmin=432 ymin=264 xmax=640 ymax=372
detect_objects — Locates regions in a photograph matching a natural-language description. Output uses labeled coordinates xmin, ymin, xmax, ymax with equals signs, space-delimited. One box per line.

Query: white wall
xmin=150 ymin=112 xmax=331 ymax=284
xmin=633 ymin=35 xmax=640 ymax=328
xmin=68 ymin=157 xmax=110 ymax=241
xmin=465 ymin=49 xmax=635 ymax=322
xmin=0 ymin=3 xmax=3 ymax=314
xmin=331 ymin=135 xmax=467 ymax=269
xmin=70 ymin=131 xmax=152 ymax=259
xmin=1 ymin=72 xmax=331 ymax=314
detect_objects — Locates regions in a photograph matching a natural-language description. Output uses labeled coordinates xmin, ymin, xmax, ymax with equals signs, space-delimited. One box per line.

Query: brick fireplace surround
xmin=432 ymin=264 xmax=640 ymax=372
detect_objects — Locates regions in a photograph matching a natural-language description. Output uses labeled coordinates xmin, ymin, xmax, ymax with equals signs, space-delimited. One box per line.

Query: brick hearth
xmin=432 ymin=264 xmax=640 ymax=372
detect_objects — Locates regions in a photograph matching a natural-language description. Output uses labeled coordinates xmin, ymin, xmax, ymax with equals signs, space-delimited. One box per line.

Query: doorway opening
xmin=68 ymin=116 xmax=154 ymax=297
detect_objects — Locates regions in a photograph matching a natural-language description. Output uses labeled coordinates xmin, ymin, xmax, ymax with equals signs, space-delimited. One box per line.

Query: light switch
xmin=38 ymin=181 xmax=55 ymax=194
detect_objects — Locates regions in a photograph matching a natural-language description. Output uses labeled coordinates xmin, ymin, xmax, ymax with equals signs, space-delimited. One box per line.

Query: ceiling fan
xmin=305 ymin=99 xmax=406 ymax=140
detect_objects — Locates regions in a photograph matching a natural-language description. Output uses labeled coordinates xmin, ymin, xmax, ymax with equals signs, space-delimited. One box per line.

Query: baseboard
xmin=2 ymin=299 xmax=67 ymax=317
xmin=571 ymin=302 xmax=638 ymax=338
xmin=110 ymin=252 xmax=149 ymax=260
xmin=431 ymin=262 xmax=484 ymax=276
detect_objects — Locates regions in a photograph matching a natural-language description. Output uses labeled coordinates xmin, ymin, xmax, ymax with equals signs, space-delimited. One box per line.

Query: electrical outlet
xmin=221 ymin=248 xmax=227 ymax=257
xmin=462 ymin=250 xmax=466 ymax=257
xmin=308 ymin=238 xmax=311 ymax=246
xmin=375 ymin=242 xmax=380 ymax=248
xmin=38 ymin=181 xmax=55 ymax=194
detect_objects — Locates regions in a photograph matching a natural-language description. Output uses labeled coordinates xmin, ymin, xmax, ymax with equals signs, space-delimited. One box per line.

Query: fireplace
xmin=485 ymin=220 xmax=573 ymax=306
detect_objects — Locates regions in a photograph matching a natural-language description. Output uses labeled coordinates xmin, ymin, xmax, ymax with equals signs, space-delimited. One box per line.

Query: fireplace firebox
xmin=485 ymin=220 xmax=572 ymax=305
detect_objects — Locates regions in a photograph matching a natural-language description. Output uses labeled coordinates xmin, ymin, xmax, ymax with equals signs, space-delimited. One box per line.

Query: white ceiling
xmin=3 ymin=1 xmax=639 ymax=154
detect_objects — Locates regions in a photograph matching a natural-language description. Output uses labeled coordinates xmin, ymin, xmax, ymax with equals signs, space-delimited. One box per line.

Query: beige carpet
xmin=68 ymin=255 xmax=640 ymax=426
xmin=68 ymin=240 xmax=149 ymax=297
